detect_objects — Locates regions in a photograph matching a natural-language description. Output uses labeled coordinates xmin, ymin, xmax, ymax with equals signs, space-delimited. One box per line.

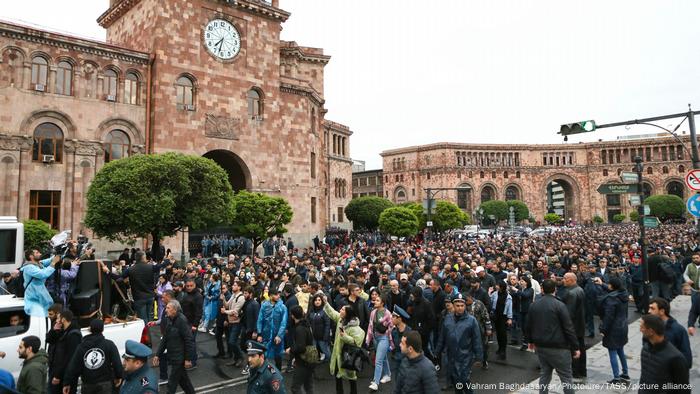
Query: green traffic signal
xmin=559 ymin=120 xmax=596 ymax=136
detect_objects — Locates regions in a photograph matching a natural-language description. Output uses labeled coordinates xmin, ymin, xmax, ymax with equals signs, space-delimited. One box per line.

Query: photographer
xmin=20 ymin=249 xmax=61 ymax=317
xmin=46 ymin=246 xmax=81 ymax=308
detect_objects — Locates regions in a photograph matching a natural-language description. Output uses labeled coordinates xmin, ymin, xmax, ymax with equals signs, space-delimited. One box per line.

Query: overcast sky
xmin=3 ymin=1 xmax=700 ymax=169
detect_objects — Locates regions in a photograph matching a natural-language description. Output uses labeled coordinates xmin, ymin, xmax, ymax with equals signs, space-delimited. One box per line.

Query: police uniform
xmin=246 ymin=341 xmax=286 ymax=394
xmin=390 ymin=305 xmax=412 ymax=374
xmin=120 ymin=340 xmax=158 ymax=394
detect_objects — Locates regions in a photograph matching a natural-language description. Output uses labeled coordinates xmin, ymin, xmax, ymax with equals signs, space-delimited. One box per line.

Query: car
xmin=0 ymin=295 xmax=148 ymax=380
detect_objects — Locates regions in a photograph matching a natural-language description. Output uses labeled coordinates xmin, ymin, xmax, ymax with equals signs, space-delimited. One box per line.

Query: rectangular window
xmin=645 ymin=147 xmax=652 ymax=161
xmin=29 ymin=190 xmax=61 ymax=230
xmin=311 ymin=197 xmax=316 ymax=224
xmin=310 ymin=152 xmax=316 ymax=179
xmin=360 ymin=178 xmax=367 ymax=187
xmin=337 ymin=207 xmax=344 ymax=223
xmin=369 ymin=177 xmax=376 ymax=186
xmin=606 ymin=194 xmax=621 ymax=207
xmin=352 ymin=178 xmax=359 ymax=187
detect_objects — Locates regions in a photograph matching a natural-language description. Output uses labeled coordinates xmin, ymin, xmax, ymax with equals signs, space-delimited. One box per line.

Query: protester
xmin=181 ymin=279 xmax=203 ymax=368
xmin=638 ymin=314 xmax=690 ymax=394
xmin=154 ymin=300 xmax=196 ymax=394
xmin=17 ymin=335 xmax=48 ymax=394
xmin=648 ymin=297 xmax=692 ymax=368
xmin=156 ymin=274 xmax=173 ymax=321
xmin=46 ymin=310 xmax=82 ymax=394
xmin=323 ymin=296 xmax=365 ymax=394
xmin=489 ymin=281 xmax=512 ymax=360
xmin=366 ymin=294 xmax=393 ymax=391
xmin=287 ymin=305 xmax=315 ymax=394
xmin=393 ymin=331 xmax=439 ymax=394
xmin=559 ymin=272 xmax=587 ymax=379
xmin=308 ymin=293 xmax=331 ymax=362
xmin=21 ymin=250 xmax=61 ymax=317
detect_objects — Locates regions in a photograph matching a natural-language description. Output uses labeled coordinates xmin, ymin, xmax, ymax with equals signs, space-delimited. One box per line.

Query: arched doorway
xmin=505 ymin=184 xmax=521 ymax=201
xmin=480 ymin=184 xmax=496 ymax=203
xmin=394 ymin=187 xmax=407 ymax=203
xmin=544 ymin=177 xmax=577 ymax=221
xmin=666 ymin=180 xmax=684 ymax=199
xmin=203 ymin=150 xmax=250 ymax=192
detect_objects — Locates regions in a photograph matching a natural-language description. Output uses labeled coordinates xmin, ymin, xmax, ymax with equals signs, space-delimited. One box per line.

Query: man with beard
xmin=17 ymin=336 xmax=48 ymax=394
xmin=46 ymin=310 xmax=82 ymax=394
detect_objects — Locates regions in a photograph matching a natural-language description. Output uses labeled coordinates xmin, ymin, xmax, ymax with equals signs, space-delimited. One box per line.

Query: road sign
xmin=643 ymin=216 xmax=660 ymax=228
xmin=685 ymin=170 xmax=700 ymax=191
xmin=620 ymin=172 xmax=638 ymax=183
xmin=687 ymin=194 xmax=700 ymax=218
xmin=597 ymin=184 xmax=639 ymax=194
xmin=629 ymin=195 xmax=641 ymax=206
xmin=644 ymin=205 xmax=650 ymax=216
xmin=426 ymin=221 xmax=433 ymax=227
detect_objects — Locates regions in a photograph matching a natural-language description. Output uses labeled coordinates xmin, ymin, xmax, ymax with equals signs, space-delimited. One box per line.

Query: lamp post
xmin=633 ymin=156 xmax=650 ymax=313
xmin=180 ymin=228 xmax=186 ymax=265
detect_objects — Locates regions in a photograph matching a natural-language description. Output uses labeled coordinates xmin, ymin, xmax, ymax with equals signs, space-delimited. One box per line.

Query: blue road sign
xmin=687 ymin=194 xmax=700 ymax=218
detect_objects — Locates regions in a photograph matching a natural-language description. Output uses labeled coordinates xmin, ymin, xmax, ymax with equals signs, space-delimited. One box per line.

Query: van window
xmin=0 ymin=308 xmax=29 ymax=338
xmin=0 ymin=229 xmax=17 ymax=265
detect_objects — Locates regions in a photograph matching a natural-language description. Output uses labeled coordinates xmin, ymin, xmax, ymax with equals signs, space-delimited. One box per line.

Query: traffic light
xmin=559 ymin=120 xmax=596 ymax=136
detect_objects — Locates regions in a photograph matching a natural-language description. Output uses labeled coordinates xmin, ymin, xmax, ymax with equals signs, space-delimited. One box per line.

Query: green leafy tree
xmin=629 ymin=211 xmax=640 ymax=221
xmin=479 ymin=200 xmax=509 ymax=225
xmin=344 ymin=196 xmax=393 ymax=230
xmin=229 ymin=190 xmax=293 ymax=253
xmin=23 ymin=219 xmax=56 ymax=252
xmin=378 ymin=207 xmax=420 ymax=238
xmin=612 ymin=213 xmax=626 ymax=223
xmin=399 ymin=202 xmax=426 ymax=229
xmin=544 ymin=213 xmax=562 ymax=225
xmin=85 ymin=153 xmax=235 ymax=259
xmin=593 ymin=215 xmax=604 ymax=224
xmin=432 ymin=200 xmax=471 ymax=232
xmin=506 ymin=200 xmax=529 ymax=222
xmin=645 ymin=194 xmax=685 ymax=221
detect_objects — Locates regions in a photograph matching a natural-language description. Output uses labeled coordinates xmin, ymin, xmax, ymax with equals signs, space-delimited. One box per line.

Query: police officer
xmin=62 ymin=319 xmax=124 ymax=394
xmin=435 ymin=293 xmax=483 ymax=394
xmin=246 ymin=341 xmax=286 ymax=394
xmin=120 ymin=340 xmax=158 ymax=394
xmin=390 ymin=305 xmax=412 ymax=375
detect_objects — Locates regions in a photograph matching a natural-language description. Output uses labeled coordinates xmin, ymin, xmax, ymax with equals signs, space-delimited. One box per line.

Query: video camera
xmin=50 ymin=230 xmax=92 ymax=261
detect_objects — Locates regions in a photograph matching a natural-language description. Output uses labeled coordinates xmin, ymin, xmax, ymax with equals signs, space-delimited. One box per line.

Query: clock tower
xmin=96 ymin=0 xmax=351 ymax=246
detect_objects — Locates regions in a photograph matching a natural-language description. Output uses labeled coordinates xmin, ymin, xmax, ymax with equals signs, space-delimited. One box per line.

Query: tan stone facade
xmin=0 ymin=0 xmax=352 ymax=252
xmin=381 ymin=136 xmax=692 ymax=223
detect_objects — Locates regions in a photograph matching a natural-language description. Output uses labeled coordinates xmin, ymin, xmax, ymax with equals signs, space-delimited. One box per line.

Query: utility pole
xmin=634 ymin=156 xmax=649 ymax=313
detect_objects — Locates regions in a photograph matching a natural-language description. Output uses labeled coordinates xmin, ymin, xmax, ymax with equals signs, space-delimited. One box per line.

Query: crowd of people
xmin=3 ymin=222 xmax=699 ymax=394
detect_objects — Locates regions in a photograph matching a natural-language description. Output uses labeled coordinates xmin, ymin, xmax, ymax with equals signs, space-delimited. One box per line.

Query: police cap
xmin=122 ymin=339 xmax=152 ymax=360
xmin=246 ymin=340 xmax=267 ymax=356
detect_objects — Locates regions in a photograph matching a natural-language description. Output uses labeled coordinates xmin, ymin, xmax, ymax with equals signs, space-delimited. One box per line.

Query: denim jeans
xmin=607 ymin=347 xmax=628 ymax=379
xmin=372 ymin=335 xmax=390 ymax=384
xmin=135 ymin=298 xmax=154 ymax=323
xmin=228 ymin=323 xmax=244 ymax=360
xmin=314 ymin=339 xmax=331 ymax=361
xmin=651 ymin=282 xmax=672 ymax=301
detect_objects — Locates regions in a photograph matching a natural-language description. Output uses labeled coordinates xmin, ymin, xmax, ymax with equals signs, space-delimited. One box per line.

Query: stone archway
xmin=203 ymin=150 xmax=251 ymax=192
xmin=543 ymin=175 xmax=580 ymax=221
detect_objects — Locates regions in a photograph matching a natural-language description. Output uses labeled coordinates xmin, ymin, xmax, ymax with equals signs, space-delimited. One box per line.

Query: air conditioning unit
xmin=106 ymin=94 xmax=116 ymax=102
xmin=184 ymin=104 xmax=196 ymax=111
xmin=42 ymin=155 xmax=55 ymax=164
xmin=34 ymin=84 xmax=45 ymax=92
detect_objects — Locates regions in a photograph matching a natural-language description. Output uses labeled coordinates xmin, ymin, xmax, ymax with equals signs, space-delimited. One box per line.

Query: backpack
xmin=299 ymin=325 xmax=320 ymax=364
xmin=14 ymin=264 xmax=35 ymax=298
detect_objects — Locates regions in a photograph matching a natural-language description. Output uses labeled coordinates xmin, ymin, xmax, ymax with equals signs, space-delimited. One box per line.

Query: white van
xmin=0 ymin=217 xmax=24 ymax=272
xmin=0 ymin=295 xmax=147 ymax=379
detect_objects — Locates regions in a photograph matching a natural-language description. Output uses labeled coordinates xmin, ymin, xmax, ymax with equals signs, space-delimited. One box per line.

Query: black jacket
xmin=46 ymin=322 xmax=83 ymax=381
xmin=241 ymin=298 xmax=261 ymax=334
xmin=157 ymin=312 xmax=195 ymax=363
xmin=125 ymin=261 xmax=161 ymax=301
xmin=525 ymin=294 xmax=579 ymax=351
xmin=559 ymin=285 xmax=586 ymax=338
xmin=308 ymin=306 xmax=331 ymax=342
xmin=181 ymin=289 xmax=204 ymax=327
xmin=599 ymin=289 xmax=628 ymax=349
xmin=290 ymin=319 xmax=314 ymax=366
xmin=409 ymin=297 xmax=434 ymax=336
xmin=393 ymin=353 xmax=440 ymax=394
xmin=63 ymin=333 xmax=124 ymax=386
xmin=347 ymin=296 xmax=369 ymax=331
xmin=639 ymin=340 xmax=690 ymax=394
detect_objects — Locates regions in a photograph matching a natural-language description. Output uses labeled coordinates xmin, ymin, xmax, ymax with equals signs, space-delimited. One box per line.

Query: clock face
xmin=204 ymin=19 xmax=241 ymax=60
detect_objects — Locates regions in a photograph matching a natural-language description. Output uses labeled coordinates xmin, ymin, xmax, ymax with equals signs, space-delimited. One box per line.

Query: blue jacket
xmin=256 ymin=300 xmax=288 ymax=358
xmin=247 ymin=360 xmax=286 ymax=394
xmin=120 ymin=364 xmax=157 ymax=394
xmin=436 ymin=313 xmax=483 ymax=384
xmin=21 ymin=258 xmax=55 ymax=317
xmin=490 ymin=291 xmax=513 ymax=319
xmin=664 ymin=317 xmax=692 ymax=368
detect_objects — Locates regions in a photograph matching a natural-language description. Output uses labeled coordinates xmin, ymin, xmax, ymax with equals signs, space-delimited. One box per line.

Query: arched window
xmin=55 ymin=61 xmax=72 ymax=95
xmin=247 ymin=88 xmax=263 ymax=119
xmin=662 ymin=166 xmax=669 ymax=174
xmin=666 ymin=181 xmax=684 ymax=199
xmin=479 ymin=171 xmax=484 ymax=179
xmin=310 ymin=152 xmax=316 ymax=179
xmin=175 ymin=76 xmax=195 ymax=109
xmin=503 ymin=171 xmax=508 ymax=179
xmin=480 ymin=185 xmax=495 ymax=203
xmin=647 ymin=167 xmax=653 ymax=175
xmin=678 ymin=165 xmax=685 ymax=174
xmin=643 ymin=183 xmax=653 ymax=198
xmin=32 ymin=123 xmax=63 ymax=163
xmin=603 ymin=169 xmax=608 ymax=176
xmin=31 ymin=56 xmax=48 ymax=88
xmin=124 ymin=72 xmax=139 ymax=105
xmin=103 ymin=69 xmax=118 ymax=100
xmin=505 ymin=185 xmax=519 ymax=201
xmin=310 ymin=107 xmax=316 ymax=134
xmin=104 ymin=130 xmax=131 ymax=162
xmin=515 ymin=171 xmax=521 ymax=179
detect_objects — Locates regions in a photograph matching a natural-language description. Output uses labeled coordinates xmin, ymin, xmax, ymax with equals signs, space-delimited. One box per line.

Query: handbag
xmin=341 ymin=344 xmax=368 ymax=372
xmin=299 ymin=325 xmax=320 ymax=364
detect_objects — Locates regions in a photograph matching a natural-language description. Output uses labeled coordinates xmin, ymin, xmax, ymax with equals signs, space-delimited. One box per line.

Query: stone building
xmin=381 ymin=135 xmax=692 ymax=223
xmin=352 ymin=169 xmax=384 ymax=199
xmin=0 ymin=0 xmax=352 ymax=253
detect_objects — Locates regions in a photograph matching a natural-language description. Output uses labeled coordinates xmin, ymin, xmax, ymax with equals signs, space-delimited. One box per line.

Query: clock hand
xmin=218 ymin=40 xmax=224 ymax=53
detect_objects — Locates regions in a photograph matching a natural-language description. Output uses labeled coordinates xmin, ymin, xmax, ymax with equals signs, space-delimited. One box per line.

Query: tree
xmin=399 ymin=202 xmax=426 ymax=229
xmin=645 ymin=194 xmax=685 ymax=221
xmin=432 ymin=200 xmax=470 ymax=232
xmin=378 ymin=207 xmax=420 ymax=238
xmin=344 ymin=196 xmax=393 ymax=230
xmin=612 ymin=213 xmax=626 ymax=223
xmin=23 ymin=219 xmax=56 ymax=252
xmin=506 ymin=200 xmax=529 ymax=222
xmin=544 ymin=213 xmax=562 ymax=225
xmin=479 ymin=200 xmax=509 ymax=225
xmin=629 ymin=211 xmax=640 ymax=221
xmin=593 ymin=215 xmax=604 ymax=224
xmin=229 ymin=190 xmax=293 ymax=254
xmin=85 ymin=153 xmax=235 ymax=260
